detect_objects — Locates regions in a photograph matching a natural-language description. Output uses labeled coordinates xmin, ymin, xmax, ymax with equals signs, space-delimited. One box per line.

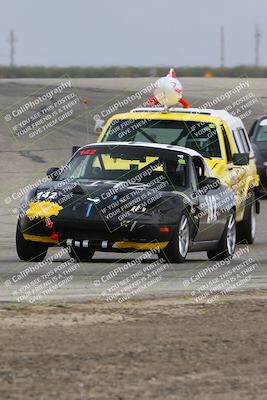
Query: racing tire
xmin=68 ymin=247 xmax=95 ymax=262
xmin=207 ymin=212 xmax=236 ymax=261
xmin=160 ymin=213 xmax=190 ymax=263
xmin=237 ymin=191 xmax=256 ymax=244
xmin=16 ymin=222 xmax=48 ymax=262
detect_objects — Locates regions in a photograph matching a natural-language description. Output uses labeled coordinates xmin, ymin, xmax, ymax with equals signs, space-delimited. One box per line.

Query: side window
xmin=221 ymin=125 xmax=233 ymax=162
xmin=192 ymin=156 xmax=206 ymax=187
xmin=191 ymin=161 xmax=198 ymax=190
xmin=238 ymin=128 xmax=251 ymax=153
xmin=232 ymin=129 xmax=244 ymax=153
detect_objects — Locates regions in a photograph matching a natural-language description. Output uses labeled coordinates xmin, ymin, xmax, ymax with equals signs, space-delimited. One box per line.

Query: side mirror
xmin=72 ymin=146 xmax=80 ymax=155
xmin=199 ymin=177 xmax=221 ymax=192
xmin=233 ymin=153 xmax=249 ymax=166
xmin=46 ymin=167 xmax=60 ymax=180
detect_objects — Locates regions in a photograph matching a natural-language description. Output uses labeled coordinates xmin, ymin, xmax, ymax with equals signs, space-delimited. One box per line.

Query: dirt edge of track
xmin=1 ymin=291 xmax=267 ymax=400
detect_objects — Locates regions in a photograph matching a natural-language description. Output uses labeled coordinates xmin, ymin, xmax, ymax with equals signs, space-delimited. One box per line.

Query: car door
xmin=230 ymin=126 xmax=256 ymax=214
xmin=192 ymin=157 xmax=228 ymax=242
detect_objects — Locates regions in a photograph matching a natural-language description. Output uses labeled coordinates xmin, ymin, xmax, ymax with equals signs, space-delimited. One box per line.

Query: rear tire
xmin=237 ymin=192 xmax=256 ymax=244
xmin=207 ymin=212 xmax=236 ymax=261
xmin=160 ymin=213 xmax=190 ymax=263
xmin=16 ymin=222 xmax=48 ymax=262
xmin=68 ymin=247 xmax=95 ymax=262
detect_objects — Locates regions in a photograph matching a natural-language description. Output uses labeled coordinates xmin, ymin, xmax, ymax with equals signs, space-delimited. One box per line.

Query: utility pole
xmin=8 ymin=29 xmax=16 ymax=67
xmin=255 ymin=24 xmax=261 ymax=67
xmin=220 ymin=26 xmax=225 ymax=68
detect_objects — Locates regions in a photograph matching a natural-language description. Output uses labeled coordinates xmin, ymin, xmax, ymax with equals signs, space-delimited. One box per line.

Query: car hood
xmin=32 ymin=179 xmax=190 ymax=225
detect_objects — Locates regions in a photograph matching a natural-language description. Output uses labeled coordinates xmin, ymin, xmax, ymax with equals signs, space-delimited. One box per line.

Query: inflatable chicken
xmin=148 ymin=68 xmax=190 ymax=108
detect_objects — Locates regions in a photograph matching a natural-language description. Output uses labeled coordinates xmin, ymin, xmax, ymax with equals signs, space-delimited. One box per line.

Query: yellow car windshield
xmin=104 ymin=119 xmax=221 ymax=158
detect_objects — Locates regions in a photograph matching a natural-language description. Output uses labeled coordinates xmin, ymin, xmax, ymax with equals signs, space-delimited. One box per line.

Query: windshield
xmin=256 ymin=121 xmax=267 ymax=142
xmin=58 ymin=145 xmax=188 ymax=189
xmin=103 ymin=119 xmax=221 ymax=158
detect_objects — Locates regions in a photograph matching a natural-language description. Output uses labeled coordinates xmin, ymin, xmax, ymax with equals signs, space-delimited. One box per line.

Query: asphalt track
xmin=0 ymin=77 xmax=267 ymax=303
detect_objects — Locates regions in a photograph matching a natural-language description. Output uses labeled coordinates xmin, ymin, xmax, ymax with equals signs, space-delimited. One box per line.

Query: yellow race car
xmin=98 ymin=107 xmax=260 ymax=243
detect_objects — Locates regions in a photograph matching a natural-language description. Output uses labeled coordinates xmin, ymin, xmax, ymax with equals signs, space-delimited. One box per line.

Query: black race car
xmin=249 ymin=115 xmax=267 ymax=193
xmin=16 ymin=142 xmax=236 ymax=263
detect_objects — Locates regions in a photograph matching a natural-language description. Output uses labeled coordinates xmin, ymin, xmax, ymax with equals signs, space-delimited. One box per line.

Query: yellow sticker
xmin=26 ymin=201 xmax=63 ymax=220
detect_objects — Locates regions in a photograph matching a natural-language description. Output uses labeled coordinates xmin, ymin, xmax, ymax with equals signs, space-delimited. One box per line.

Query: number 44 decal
xmin=206 ymin=195 xmax=217 ymax=223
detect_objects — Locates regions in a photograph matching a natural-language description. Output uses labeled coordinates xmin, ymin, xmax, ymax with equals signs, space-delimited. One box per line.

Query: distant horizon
xmin=1 ymin=64 xmax=267 ymax=79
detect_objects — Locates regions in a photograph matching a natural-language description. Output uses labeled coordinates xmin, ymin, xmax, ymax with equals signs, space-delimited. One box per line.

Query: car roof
xmin=83 ymin=141 xmax=203 ymax=158
xmin=130 ymin=106 xmax=242 ymax=123
xmin=256 ymin=115 xmax=267 ymax=124
xmin=108 ymin=107 xmax=244 ymax=130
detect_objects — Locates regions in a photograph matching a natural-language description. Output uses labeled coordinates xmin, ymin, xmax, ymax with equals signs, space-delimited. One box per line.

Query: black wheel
xmin=68 ymin=247 xmax=95 ymax=262
xmin=207 ymin=212 xmax=236 ymax=261
xmin=16 ymin=222 xmax=48 ymax=262
xmin=237 ymin=192 xmax=256 ymax=244
xmin=160 ymin=213 xmax=190 ymax=263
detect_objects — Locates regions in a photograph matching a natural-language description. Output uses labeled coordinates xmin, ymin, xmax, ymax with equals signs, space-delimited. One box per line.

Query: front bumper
xmin=20 ymin=216 xmax=173 ymax=251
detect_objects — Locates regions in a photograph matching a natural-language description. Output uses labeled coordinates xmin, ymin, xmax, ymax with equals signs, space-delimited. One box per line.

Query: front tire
xmin=160 ymin=213 xmax=190 ymax=263
xmin=16 ymin=222 xmax=48 ymax=262
xmin=207 ymin=212 xmax=236 ymax=261
xmin=237 ymin=192 xmax=256 ymax=244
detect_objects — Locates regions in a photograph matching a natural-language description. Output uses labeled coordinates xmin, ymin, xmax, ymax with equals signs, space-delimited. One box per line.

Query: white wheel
xmin=160 ymin=213 xmax=190 ymax=263
xmin=178 ymin=214 xmax=190 ymax=257
xmin=207 ymin=212 xmax=236 ymax=261
xmin=226 ymin=214 xmax=236 ymax=255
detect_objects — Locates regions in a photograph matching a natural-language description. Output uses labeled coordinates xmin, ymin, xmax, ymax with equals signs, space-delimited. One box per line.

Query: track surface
xmin=0 ymin=77 xmax=267 ymax=303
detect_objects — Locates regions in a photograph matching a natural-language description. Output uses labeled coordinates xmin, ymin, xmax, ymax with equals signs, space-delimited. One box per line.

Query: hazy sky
xmin=0 ymin=0 xmax=266 ymax=67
